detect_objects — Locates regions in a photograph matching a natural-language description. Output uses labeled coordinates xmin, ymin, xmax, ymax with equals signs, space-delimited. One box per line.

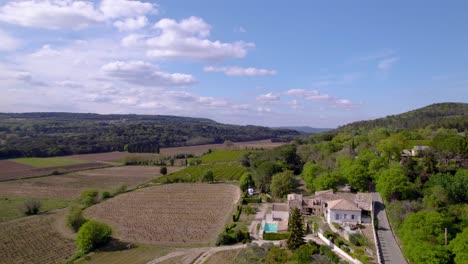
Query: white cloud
xmin=0 ymin=0 xmax=156 ymax=30
xmin=113 ymin=16 xmax=148 ymax=31
xmin=122 ymin=16 xmax=254 ymax=61
xmin=0 ymin=0 xmax=104 ymax=29
xmin=287 ymin=89 xmax=356 ymax=108
xmin=100 ymin=0 xmax=156 ymax=19
xmin=101 ymin=60 xmax=195 ymax=87
xmin=0 ymin=29 xmax=20 ymax=51
xmin=256 ymin=93 xmax=280 ymax=103
xmin=234 ymin=26 xmax=246 ymax=33
xmin=378 ymin=56 xmax=399 ymax=71
xmin=287 ymin=89 xmax=331 ymax=101
xmin=204 ymin=66 xmax=276 ymax=76
xmin=256 ymin=107 xmax=271 ymax=113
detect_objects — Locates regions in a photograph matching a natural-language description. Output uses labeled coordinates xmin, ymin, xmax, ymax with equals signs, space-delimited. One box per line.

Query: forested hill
xmin=0 ymin=112 xmax=300 ymax=159
xmin=337 ymin=102 xmax=468 ymax=132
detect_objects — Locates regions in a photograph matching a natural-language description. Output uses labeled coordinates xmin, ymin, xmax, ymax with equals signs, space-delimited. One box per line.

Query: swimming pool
xmin=264 ymin=223 xmax=278 ymax=233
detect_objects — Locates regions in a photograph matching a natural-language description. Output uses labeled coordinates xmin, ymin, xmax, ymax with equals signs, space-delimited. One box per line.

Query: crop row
xmin=199 ymin=150 xmax=251 ymax=164
xmin=156 ymin=163 xmax=247 ymax=183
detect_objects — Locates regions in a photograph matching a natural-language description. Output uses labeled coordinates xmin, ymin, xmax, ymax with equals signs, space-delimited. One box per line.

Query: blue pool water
xmin=264 ymin=223 xmax=278 ymax=233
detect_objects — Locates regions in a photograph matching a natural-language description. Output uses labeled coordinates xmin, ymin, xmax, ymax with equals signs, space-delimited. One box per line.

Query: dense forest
xmin=237 ymin=103 xmax=467 ymax=263
xmin=337 ymin=103 xmax=468 ymax=132
xmin=0 ymin=112 xmax=299 ymax=159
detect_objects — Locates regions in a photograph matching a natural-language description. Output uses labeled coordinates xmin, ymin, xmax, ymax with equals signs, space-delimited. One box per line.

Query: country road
xmin=372 ymin=192 xmax=407 ymax=264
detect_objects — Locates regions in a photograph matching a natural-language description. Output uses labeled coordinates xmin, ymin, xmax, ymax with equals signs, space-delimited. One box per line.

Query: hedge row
xmin=243 ymin=197 xmax=262 ymax=204
xmin=263 ymin=232 xmax=290 ymax=240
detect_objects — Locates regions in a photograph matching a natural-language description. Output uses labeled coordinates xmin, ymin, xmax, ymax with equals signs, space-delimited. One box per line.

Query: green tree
xmin=287 ymin=208 xmax=305 ymax=250
xmin=398 ymin=211 xmax=452 ymax=264
xmin=76 ymin=220 xmax=112 ymax=253
xmin=201 ymin=170 xmax=214 ymax=183
xmin=313 ymin=171 xmax=343 ymax=191
xmin=160 ymin=166 xmax=167 ymax=175
xmin=376 ymin=166 xmax=412 ymax=201
xmin=449 ymin=227 xmax=468 ymax=264
xmin=343 ymin=163 xmax=371 ymax=192
xmin=270 ymin=170 xmax=295 ymax=198
xmin=301 ymin=162 xmax=321 ymax=191
xmin=376 ymin=134 xmax=405 ymax=161
xmin=253 ymin=161 xmax=283 ymax=192
xmin=239 ymin=172 xmax=254 ymax=192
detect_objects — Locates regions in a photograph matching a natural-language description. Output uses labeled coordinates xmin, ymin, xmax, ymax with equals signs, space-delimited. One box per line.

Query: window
xmin=344 ymin=214 xmax=347 ymax=219
xmin=335 ymin=214 xmax=339 ymax=220
xmin=351 ymin=215 xmax=355 ymax=220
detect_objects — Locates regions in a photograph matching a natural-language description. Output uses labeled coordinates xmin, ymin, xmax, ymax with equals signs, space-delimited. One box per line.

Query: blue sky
xmin=0 ymin=0 xmax=467 ymax=128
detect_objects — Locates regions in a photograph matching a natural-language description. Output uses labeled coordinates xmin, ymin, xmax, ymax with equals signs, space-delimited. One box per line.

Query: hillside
xmin=276 ymin=126 xmax=332 ymax=134
xmin=337 ymin=102 xmax=468 ymax=131
xmin=0 ymin=112 xmax=300 ymax=159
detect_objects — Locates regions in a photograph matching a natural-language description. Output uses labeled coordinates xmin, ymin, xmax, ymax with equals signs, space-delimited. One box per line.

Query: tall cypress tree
xmin=287 ymin=208 xmax=305 ymax=250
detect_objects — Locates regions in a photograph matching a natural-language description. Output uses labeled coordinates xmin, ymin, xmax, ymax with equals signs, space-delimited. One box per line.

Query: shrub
xmin=263 ymin=232 xmax=290 ymax=240
xmin=160 ymin=166 xmax=167 ymax=175
xmin=243 ymin=205 xmax=256 ymax=215
xmin=349 ymin=233 xmax=368 ymax=246
xmin=77 ymin=220 xmax=112 ymax=253
xmin=319 ymin=245 xmax=341 ymax=263
xmin=101 ymin=191 xmax=111 ymax=200
xmin=22 ymin=199 xmax=42 ymax=215
xmin=113 ymin=184 xmax=127 ymax=195
xmin=67 ymin=205 xmax=87 ymax=232
xmin=80 ymin=189 xmax=99 ymax=207
xmin=292 ymin=242 xmax=319 ymax=264
xmin=201 ymin=170 xmax=214 ymax=183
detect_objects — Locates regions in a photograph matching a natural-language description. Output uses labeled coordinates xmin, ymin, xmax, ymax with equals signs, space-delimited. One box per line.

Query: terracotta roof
xmin=327 ymin=199 xmax=361 ymax=211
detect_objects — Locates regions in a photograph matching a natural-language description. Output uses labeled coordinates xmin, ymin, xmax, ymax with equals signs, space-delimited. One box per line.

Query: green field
xmin=0 ymin=196 xmax=72 ymax=222
xmin=199 ymin=150 xmax=251 ymax=164
xmin=156 ymin=163 xmax=247 ymax=183
xmin=12 ymin=157 xmax=86 ymax=168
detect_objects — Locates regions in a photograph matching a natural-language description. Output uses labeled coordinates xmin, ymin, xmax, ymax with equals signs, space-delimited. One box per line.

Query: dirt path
xmin=248 ymin=203 xmax=268 ymax=239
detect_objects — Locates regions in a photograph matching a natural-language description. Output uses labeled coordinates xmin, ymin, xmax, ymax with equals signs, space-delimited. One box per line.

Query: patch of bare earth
xmin=0 ymin=212 xmax=76 ymax=264
xmin=0 ymin=166 xmax=183 ymax=199
xmin=0 ymin=162 xmax=111 ymax=181
xmin=84 ymin=183 xmax=241 ymax=245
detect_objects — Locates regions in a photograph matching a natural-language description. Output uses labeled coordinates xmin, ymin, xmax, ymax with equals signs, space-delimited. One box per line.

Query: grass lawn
xmin=0 ymin=196 xmax=72 ymax=222
xmin=12 ymin=157 xmax=86 ymax=168
xmin=75 ymin=244 xmax=174 ymax=264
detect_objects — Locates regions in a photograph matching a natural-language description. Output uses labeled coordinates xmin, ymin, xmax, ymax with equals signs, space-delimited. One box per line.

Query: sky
xmin=0 ymin=0 xmax=467 ymax=128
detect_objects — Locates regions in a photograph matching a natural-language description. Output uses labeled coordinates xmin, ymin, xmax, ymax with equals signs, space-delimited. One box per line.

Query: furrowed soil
xmin=84 ymin=183 xmax=241 ymax=245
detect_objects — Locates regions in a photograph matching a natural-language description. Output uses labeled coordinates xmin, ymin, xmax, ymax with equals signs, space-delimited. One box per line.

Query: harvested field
xmin=0 ymin=212 xmax=76 ymax=264
xmin=0 ymin=166 xmax=183 ymax=199
xmin=67 ymin=140 xmax=285 ymax=162
xmin=13 ymin=157 xmax=86 ymax=168
xmin=0 ymin=162 xmax=111 ymax=181
xmin=0 ymin=160 xmax=34 ymax=173
xmin=84 ymin=184 xmax=241 ymax=245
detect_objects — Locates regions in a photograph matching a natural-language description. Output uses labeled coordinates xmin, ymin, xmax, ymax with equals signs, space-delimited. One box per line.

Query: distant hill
xmin=276 ymin=126 xmax=332 ymax=134
xmin=337 ymin=102 xmax=468 ymax=132
xmin=0 ymin=112 xmax=300 ymax=159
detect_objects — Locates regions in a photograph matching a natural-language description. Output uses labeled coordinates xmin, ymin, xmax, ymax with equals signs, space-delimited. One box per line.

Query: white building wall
xmin=328 ymin=209 xmax=361 ymax=224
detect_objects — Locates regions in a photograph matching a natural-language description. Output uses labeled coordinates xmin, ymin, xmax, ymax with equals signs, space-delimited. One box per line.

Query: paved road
xmin=372 ymin=193 xmax=407 ymax=264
